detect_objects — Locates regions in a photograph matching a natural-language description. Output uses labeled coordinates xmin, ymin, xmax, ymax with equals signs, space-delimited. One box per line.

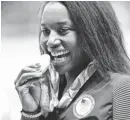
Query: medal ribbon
xmin=39 ymin=60 xmax=96 ymax=111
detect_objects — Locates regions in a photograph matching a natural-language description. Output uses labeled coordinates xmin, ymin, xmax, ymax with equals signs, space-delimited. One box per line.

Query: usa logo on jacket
xmin=73 ymin=94 xmax=95 ymax=119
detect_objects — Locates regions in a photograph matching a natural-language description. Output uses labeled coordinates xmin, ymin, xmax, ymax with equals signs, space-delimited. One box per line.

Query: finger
xmin=16 ymin=79 xmax=41 ymax=96
xmin=16 ymin=80 xmax=41 ymax=106
xmin=23 ymin=67 xmax=38 ymax=72
xmin=27 ymin=63 xmax=41 ymax=69
xmin=16 ymin=72 xmax=42 ymax=87
xmin=14 ymin=70 xmax=24 ymax=85
xmin=14 ymin=66 xmax=40 ymax=85
xmin=16 ymin=85 xmax=38 ymax=112
xmin=15 ymin=80 xmax=35 ymax=93
xmin=30 ymin=82 xmax=41 ymax=105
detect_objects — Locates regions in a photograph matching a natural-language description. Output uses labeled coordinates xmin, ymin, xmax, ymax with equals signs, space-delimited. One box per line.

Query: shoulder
xmin=109 ymin=72 xmax=130 ymax=88
xmin=109 ymin=72 xmax=130 ymax=99
xmin=109 ymin=72 xmax=130 ymax=100
xmin=109 ymin=72 xmax=130 ymax=119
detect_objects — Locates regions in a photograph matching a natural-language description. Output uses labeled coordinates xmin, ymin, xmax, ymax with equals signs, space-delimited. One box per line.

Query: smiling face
xmin=40 ymin=2 xmax=87 ymax=75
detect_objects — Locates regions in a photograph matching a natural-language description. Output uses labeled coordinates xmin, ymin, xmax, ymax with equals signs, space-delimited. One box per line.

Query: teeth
xmin=54 ymin=57 xmax=67 ymax=61
xmin=51 ymin=51 xmax=69 ymax=57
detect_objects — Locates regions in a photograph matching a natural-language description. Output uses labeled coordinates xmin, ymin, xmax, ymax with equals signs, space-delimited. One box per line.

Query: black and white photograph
xmin=1 ymin=1 xmax=130 ymax=120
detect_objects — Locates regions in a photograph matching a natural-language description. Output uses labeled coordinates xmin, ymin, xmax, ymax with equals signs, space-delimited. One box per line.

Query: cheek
xmin=39 ymin=35 xmax=48 ymax=50
xmin=65 ymin=32 xmax=78 ymax=49
xmin=73 ymin=45 xmax=85 ymax=61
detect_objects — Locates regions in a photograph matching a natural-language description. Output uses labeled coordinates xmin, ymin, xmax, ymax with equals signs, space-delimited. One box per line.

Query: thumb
xmin=30 ymin=82 xmax=41 ymax=105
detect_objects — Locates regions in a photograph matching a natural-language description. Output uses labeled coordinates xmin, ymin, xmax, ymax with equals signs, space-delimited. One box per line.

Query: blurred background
xmin=1 ymin=1 xmax=130 ymax=120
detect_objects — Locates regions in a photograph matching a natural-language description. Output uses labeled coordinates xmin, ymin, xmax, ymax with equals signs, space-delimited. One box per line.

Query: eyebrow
xmin=57 ymin=21 xmax=71 ymax=25
xmin=41 ymin=21 xmax=72 ymax=26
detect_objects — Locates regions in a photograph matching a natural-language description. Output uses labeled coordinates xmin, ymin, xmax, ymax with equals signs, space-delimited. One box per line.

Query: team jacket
xmin=21 ymin=72 xmax=130 ymax=120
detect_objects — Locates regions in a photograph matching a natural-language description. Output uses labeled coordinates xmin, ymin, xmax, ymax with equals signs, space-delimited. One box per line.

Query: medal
xmin=73 ymin=94 xmax=95 ymax=119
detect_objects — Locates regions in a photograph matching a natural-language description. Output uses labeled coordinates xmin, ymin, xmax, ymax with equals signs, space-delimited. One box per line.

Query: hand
xmin=14 ymin=64 xmax=42 ymax=112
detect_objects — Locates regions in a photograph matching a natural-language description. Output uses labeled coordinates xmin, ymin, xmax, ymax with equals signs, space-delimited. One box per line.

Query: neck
xmin=64 ymin=64 xmax=86 ymax=90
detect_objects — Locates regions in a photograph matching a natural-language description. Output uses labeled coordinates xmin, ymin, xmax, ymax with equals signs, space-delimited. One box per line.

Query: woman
xmin=15 ymin=1 xmax=130 ymax=120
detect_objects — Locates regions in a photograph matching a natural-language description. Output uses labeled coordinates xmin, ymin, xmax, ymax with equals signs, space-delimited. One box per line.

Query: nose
xmin=46 ymin=31 xmax=61 ymax=48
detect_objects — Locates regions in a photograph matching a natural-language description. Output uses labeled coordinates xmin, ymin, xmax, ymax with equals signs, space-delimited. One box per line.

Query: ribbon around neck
xmin=32 ymin=60 xmax=96 ymax=112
